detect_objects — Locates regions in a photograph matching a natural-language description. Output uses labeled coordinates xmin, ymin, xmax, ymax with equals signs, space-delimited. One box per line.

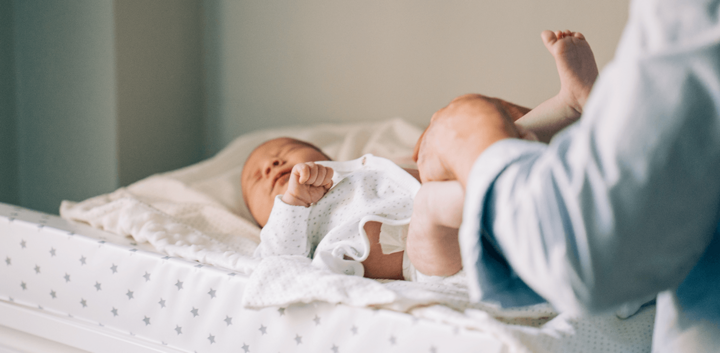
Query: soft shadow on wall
xmin=1 ymin=0 xmax=204 ymax=214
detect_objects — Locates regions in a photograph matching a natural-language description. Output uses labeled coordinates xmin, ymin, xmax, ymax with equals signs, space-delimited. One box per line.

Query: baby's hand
xmin=281 ymin=162 xmax=334 ymax=207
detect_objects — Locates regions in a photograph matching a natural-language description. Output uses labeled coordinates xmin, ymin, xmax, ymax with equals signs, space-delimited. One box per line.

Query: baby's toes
xmin=542 ymin=30 xmax=558 ymax=48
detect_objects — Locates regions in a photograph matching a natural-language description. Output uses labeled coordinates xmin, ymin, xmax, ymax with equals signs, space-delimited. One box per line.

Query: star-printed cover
xmin=0 ymin=203 xmax=504 ymax=353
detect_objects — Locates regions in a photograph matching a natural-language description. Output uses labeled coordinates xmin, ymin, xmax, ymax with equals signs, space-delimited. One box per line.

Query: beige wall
xmin=202 ymin=0 xmax=630 ymax=155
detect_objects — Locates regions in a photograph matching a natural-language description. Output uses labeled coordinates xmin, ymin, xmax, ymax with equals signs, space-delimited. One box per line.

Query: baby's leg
xmin=362 ymin=221 xmax=405 ymax=280
xmin=542 ymin=30 xmax=599 ymax=114
xmin=515 ymin=30 xmax=600 ymax=142
xmin=406 ymin=181 xmax=464 ymax=277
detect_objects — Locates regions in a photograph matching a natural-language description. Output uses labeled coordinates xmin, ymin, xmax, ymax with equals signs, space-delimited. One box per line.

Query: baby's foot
xmin=542 ymin=30 xmax=599 ymax=116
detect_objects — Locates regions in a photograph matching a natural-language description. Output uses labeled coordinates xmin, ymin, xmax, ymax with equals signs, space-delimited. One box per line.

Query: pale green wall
xmin=13 ymin=0 xmax=118 ymax=214
xmin=114 ymin=0 xmax=204 ymax=186
xmin=3 ymin=0 xmax=205 ymax=214
xmin=0 ymin=0 xmax=18 ymax=205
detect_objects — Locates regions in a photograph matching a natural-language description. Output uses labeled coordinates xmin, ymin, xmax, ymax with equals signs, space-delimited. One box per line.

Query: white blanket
xmin=61 ymin=117 xmax=654 ymax=353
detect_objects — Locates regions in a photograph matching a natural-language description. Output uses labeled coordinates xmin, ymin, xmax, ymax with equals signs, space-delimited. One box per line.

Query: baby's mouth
xmin=272 ymin=169 xmax=292 ymax=190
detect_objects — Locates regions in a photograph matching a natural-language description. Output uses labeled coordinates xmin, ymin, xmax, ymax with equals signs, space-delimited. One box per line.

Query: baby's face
xmin=241 ymin=137 xmax=330 ymax=227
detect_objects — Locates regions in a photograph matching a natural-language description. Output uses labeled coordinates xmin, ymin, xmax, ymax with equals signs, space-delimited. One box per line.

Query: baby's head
xmin=241 ymin=137 xmax=331 ymax=227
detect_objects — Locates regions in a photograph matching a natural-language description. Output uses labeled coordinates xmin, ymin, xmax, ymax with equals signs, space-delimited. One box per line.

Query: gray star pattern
xmin=191 ymin=307 xmax=199 ymax=317
xmin=351 ymin=326 xmax=358 ymax=335
xmin=95 ymin=282 xmax=102 ymax=291
xmin=332 ymin=344 xmax=339 ymax=353
xmin=224 ymin=316 xmax=232 ymax=326
xmin=80 ymin=299 xmax=87 ymax=308
xmin=143 ymin=316 xmax=151 ymax=326
xmin=278 ymin=308 xmax=285 ymax=316
xmin=159 ymin=298 xmax=166 ymax=308
xmin=4 ymin=257 xmax=9 ymax=265
xmin=34 ymin=265 xmax=40 ymax=274
xmin=389 ymin=335 xmax=397 ymax=345
xmin=259 ymin=325 xmax=267 ymax=335
xmin=112 ymin=308 xmax=119 ymax=317
xmin=79 ymin=256 xmax=86 ymax=265
xmin=175 ymin=280 xmax=183 ymax=290
xmin=430 ymin=346 xmax=437 ymax=353
xmin=64 ymin=273 xmax=71 ymax=282
xmin=242 ymin=343 xmax=250 ymax=353
xmin=143 ymin=272 xmax=151 ymax=281
xmin=295 ymin=334 xmax=302 ymax=345
xmin=207 ymin=334 xmax=215 ymax=344
xmin=175 ymin=325 xmax=182 ymax=335
xmin=313 ymin=315 xmax=321 ymax=325
xmin=20 ymin=240 xmax=26 ymax=248
xmin=126 ymin=290 xmax=134 ymax=300
xmin=208 ymin=288 xmax=216 ymax=299
xmin=20 ymin=282 xmax=26 ymax=290
xmin=49 ymin=248 xmax=56 ymax=257
xmin=50 ymin=290 xmax=56 ymax=299
xmin=110 ymin=264 xmax=117 ymax=273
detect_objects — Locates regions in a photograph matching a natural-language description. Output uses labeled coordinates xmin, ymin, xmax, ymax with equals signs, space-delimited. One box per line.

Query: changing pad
xmin=58 ymin=118 xmax=656 ymax=352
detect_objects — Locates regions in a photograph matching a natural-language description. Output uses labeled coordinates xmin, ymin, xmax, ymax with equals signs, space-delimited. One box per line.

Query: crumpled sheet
xmin=61 ymin=117 xmax=655 ymax=353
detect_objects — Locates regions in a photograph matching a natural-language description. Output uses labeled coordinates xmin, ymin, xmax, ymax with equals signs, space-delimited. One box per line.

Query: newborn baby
xmin=242 ymin=29 xmax=603 ymax=281
xmin=241 ymin=137 xmax=464 ymax=280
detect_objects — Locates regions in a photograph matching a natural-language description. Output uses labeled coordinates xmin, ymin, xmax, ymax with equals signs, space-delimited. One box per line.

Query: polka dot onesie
xmin=254 ymin=154 xmax=421 ymax=277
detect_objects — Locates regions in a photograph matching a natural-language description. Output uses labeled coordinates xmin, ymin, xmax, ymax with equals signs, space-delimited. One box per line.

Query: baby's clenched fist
xmin=281 ymin=162 xmax=334 ymax=207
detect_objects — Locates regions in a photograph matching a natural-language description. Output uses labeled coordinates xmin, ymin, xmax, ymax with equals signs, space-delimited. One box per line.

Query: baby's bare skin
xmin=406 ymin=181 xmax=464 ymax=277
xmin=515 ymin=30 xmax=599 ymax=143
xmin=408 ymin=30 xmax=601 ymax=277
xmin=542 ymin=30 xmax=599 ymax=116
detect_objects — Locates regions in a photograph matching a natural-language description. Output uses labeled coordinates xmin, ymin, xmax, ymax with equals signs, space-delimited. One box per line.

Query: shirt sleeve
xmin=460 ymin=0 xmax=720 ymax=314
xmin=253 ymin=195 xmax=313 ymax=258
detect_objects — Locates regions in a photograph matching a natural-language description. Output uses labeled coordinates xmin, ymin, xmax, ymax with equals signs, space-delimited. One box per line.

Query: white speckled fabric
xmin=255 ymin=154 xmax=420 ymax=277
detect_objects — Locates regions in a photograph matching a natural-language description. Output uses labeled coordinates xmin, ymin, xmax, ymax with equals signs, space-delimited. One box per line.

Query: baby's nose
xmin=264 ymin=158 xmax=283 ymax=176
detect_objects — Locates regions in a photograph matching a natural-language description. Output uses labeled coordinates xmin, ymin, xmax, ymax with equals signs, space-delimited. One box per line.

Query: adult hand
xmin=413 ymin=94 xmax=522 ymax=186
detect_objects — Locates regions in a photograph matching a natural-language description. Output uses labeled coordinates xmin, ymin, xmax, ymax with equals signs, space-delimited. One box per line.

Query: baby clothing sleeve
xmin=253 ymin=195 xmax=313 ymax=258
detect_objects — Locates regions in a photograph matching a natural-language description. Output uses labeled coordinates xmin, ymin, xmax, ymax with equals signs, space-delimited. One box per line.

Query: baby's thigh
xmin=361 ymin=221 xmax=404 ymax=280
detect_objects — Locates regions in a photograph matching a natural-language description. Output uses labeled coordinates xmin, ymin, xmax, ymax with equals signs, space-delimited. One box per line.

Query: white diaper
xmin=402 ymin=251 xmax=417 ymax=281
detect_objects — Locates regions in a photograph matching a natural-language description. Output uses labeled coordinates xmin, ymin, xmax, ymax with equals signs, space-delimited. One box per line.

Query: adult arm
xmin=417 ymin=0 xmax=720 ymax=314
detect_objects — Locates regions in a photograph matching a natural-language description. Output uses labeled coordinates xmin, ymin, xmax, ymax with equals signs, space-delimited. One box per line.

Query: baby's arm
xmin=406 ymin=181 xmax=465 ymax=277
xmin=255 ymin=162 xmax=332 ymax=258
xmin=282 ymin=162 xmax=334 ymax=207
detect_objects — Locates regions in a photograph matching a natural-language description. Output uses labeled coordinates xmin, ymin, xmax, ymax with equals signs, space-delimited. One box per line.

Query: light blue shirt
xmin=459 ymin=0 xmax=720 ymax=351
